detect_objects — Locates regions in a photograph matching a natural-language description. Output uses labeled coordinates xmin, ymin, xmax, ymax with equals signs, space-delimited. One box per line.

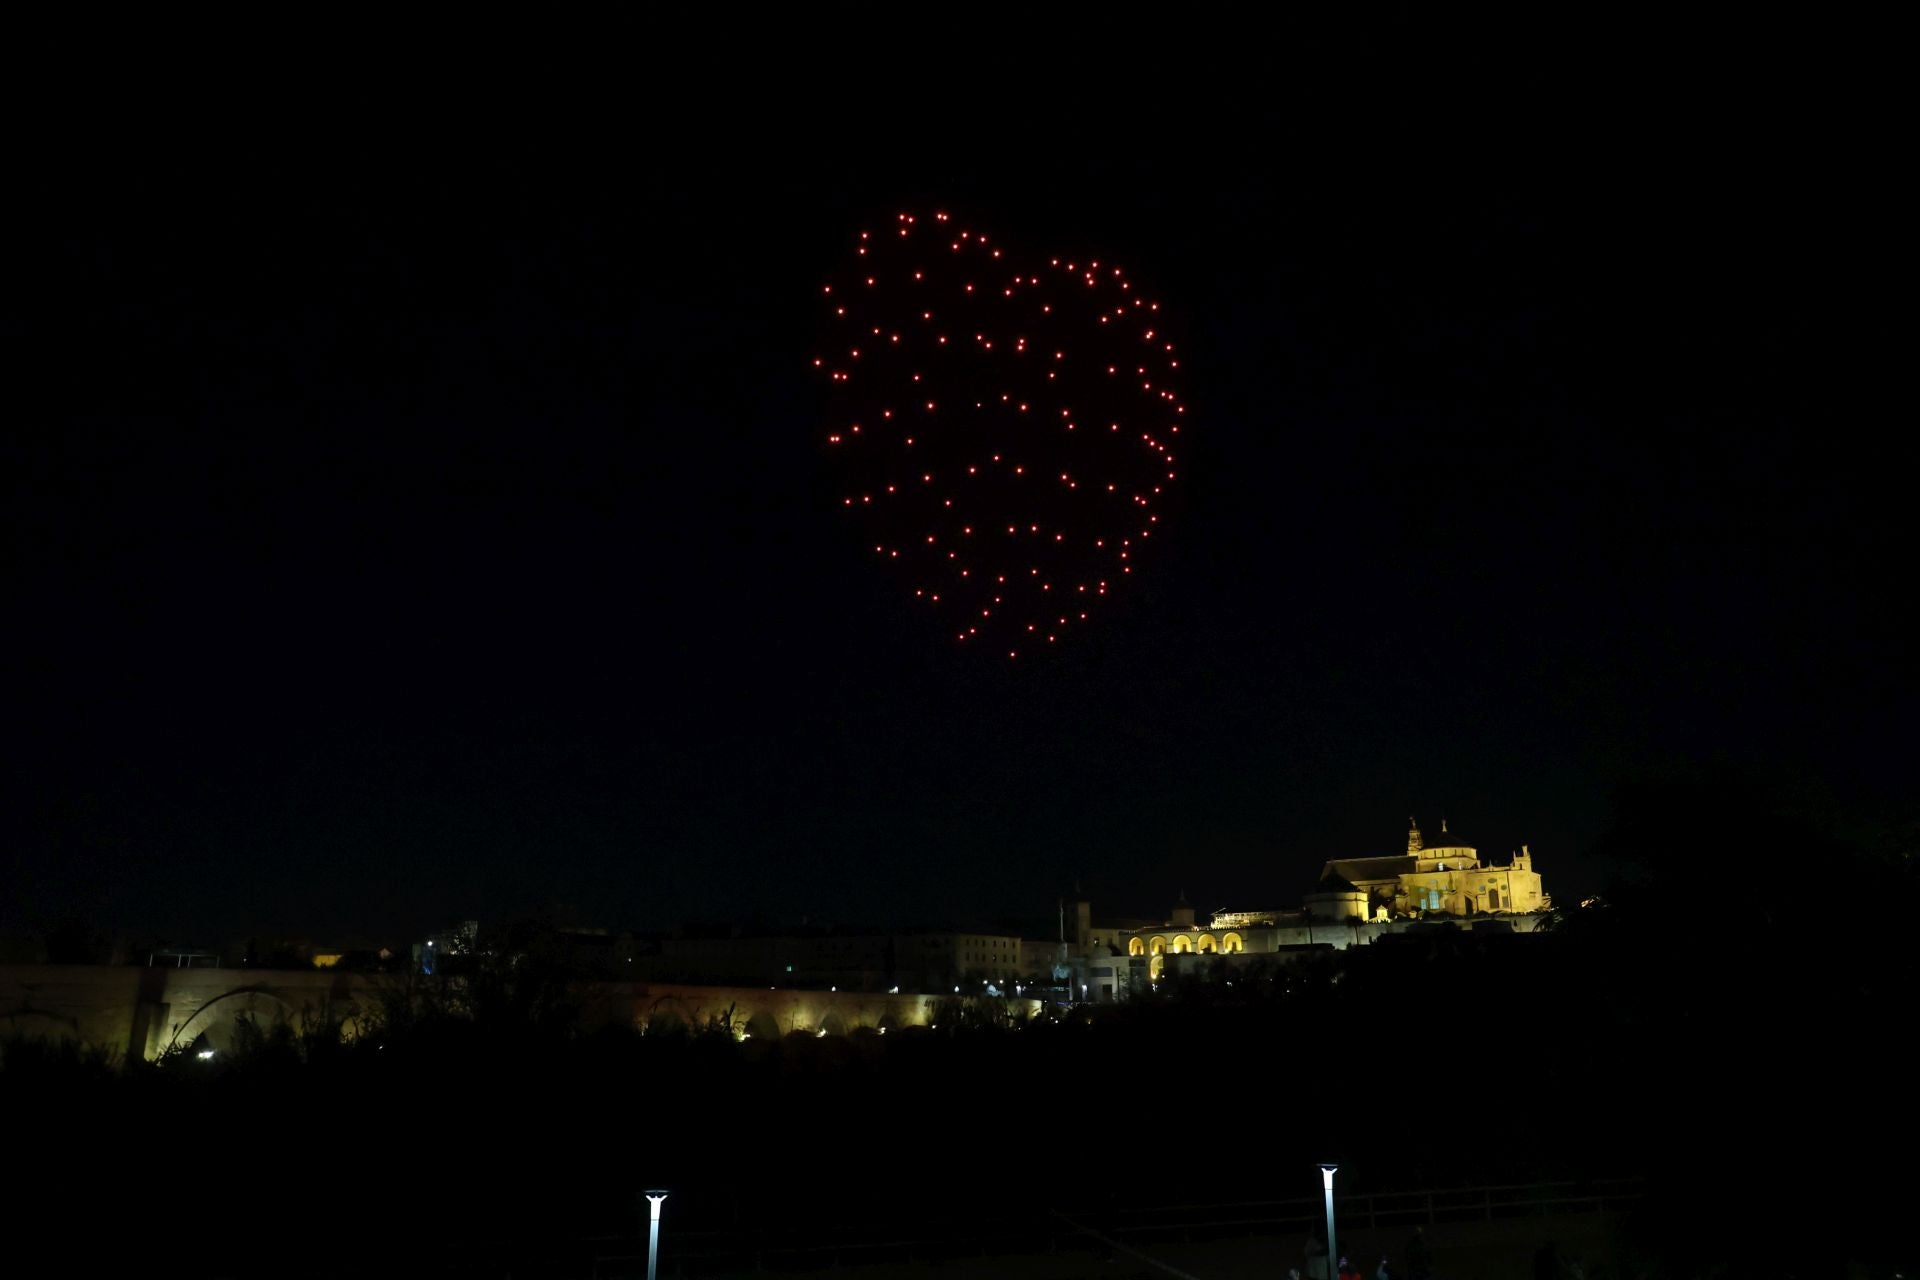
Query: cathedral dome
xmin=1422 ymin=819 xmax=1474 ymax=850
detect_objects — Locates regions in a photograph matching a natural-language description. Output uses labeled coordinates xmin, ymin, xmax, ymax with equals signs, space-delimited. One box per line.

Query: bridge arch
xmin=167 ymin=987 xmax=299 ymax=1057
xmin=644 ymin=995 xmax=697 ymax=1034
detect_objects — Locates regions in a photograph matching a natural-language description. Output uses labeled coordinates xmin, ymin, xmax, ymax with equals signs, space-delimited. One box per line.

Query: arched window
xmin=1197 ymin=933 xmax=1216 ymax=953
xmin=1172 ymin=935 xmax=1191 ymax=954
xmin=1128 ymin=936 xmax=1144 ymax=956
xmin=1489 ymin=887 xmax=1501 ymax=910
xmin=1150 ymin=936 xmax=1167 ymax=955
xmin=1149 ymin=954 xmax=1164 ymax=982
xmin=1222 ymin=932 xmax=1243 ymax=954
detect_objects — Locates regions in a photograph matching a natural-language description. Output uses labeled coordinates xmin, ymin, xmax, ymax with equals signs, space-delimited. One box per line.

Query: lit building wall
xmin=1022 ymin=938 xmax=1065 ymax=977
xmin=0 ymin=966 xmax=1047 ymax=1060
xmin=1325 ymin=826 xmax=1551 ymax=921
xmin=894 ymin=931 xmax=1028 ymax=991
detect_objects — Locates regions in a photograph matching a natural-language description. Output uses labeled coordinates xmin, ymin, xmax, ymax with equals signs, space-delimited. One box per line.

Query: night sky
xmin=7 ymin=18 xmax=1904 ymax=945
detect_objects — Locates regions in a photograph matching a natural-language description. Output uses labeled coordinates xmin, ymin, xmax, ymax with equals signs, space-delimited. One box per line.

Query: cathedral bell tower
xmin=1170 ymin=891 xmax=1195 ymax=929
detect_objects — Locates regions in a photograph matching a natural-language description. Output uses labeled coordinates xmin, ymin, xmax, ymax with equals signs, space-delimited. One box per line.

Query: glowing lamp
xmin=644 ymin=1191 xmax=669 ymax=1280
xmin=1318 ymin=1165 xmax=1339 ymax=1280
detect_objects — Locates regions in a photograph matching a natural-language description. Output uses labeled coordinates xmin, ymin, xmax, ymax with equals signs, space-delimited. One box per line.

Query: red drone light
xmin=817 ymin=209 xmax=1186 ymax=657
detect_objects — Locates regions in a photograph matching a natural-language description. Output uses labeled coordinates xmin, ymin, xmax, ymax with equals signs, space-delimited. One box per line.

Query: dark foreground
xmin=11 ymin=794 xmax=1917 ymax=1279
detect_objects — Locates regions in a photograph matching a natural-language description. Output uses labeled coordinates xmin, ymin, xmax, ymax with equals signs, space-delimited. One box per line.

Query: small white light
xmin=197 ymin=1050 xmax=215 ymax=1060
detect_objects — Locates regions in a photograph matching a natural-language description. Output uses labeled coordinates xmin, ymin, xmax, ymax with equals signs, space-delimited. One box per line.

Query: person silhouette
xmin=1305 ymin=1227 xmax=1330 ymax=1280
xmin=1405 ymin=1226 xmax=1432 ymax=1280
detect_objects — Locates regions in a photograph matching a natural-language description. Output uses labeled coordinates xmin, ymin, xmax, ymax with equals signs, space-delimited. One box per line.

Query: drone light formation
xmin=817 ymin=211 xmax=1184 ymax=659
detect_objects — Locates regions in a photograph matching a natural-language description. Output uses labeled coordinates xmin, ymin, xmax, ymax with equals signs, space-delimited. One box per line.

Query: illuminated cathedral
xmin=1061 ymin=819 xmax=1552 ymax=997
xmin=1316 ymin=817 xmax=1548 ymax=920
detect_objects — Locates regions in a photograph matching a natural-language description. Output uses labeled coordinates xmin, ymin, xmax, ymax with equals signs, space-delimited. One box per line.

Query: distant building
xmin=413 ymin=920 xmax=479 ymax=975
xmin=654 ymin=929 xmax=892 ymax=989
xmin=1061 ymin=818 xmax=1554 ymax=996
xmin=895 ymin=930 xmax=1031 ymax=993
xmin=1320 ymin=818 xmax=1549 ymax=920
xmin=613 ymin=819 xmax=1551 ymax=1001
xmin=308 ymin=936 xmax=400 ymax=971
xmin=647 ymin=927 xmax=1039 ymax=994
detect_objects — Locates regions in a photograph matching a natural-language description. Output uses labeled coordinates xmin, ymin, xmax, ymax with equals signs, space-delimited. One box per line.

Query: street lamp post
xmin=1319 ymin=1164 xmax=1339 ymax=1280
xmin=644 ymin=1190 xmax=668 ymax=1280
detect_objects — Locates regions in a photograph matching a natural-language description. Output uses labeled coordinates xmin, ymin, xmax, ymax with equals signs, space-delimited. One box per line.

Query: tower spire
xmin=1407 ymin=817 xmax=1423 ymax=856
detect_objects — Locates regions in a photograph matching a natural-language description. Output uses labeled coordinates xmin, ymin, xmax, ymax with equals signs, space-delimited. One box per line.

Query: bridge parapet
xmin=0 ymin=967 xmax=1041 ymax=1062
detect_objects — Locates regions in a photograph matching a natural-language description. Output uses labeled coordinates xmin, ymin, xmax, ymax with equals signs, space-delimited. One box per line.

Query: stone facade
xmin=1321 ymin=819 xmax=1550 ymax=920
xmin=0 ymin=965 xmax=1036 ymax=1062
xmin=1062 ymin=819 xmax=1553 ymax=996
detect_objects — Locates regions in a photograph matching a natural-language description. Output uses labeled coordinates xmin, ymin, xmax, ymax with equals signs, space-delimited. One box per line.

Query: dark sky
xmin=7 ymin=17 xmax=1904 ymax=943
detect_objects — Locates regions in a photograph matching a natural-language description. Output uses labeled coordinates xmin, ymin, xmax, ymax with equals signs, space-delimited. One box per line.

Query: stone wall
xmin=0 ymin=967 xmax=1042 ymax=1063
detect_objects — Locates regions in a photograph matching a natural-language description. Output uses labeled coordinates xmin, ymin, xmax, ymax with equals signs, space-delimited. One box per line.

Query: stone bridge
xmin=0 ymin=966 xmax=1037 ymax=1062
